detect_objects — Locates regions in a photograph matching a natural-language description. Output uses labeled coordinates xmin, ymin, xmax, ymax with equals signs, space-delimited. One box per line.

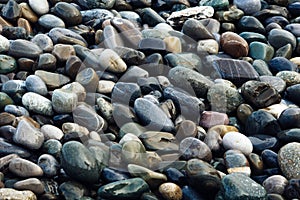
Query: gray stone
xmin=278 ymin=142 xmax=300 ymax=179
xmin=14 ymin=178 xmax=45 ymax=194
xmin=9 ymin=158 xmax=43 ymax=177
xmin=38 ymin=154 xmax=60 ymax=177
xmin=22 ymin=92 xmax=53 ymax=116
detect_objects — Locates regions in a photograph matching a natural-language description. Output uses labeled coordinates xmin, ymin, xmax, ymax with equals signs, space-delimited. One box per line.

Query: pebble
xmin=249 ymin=42 xmax=274 ymax=61
xmin=9 ymin=158 xmax=43 ymax=177
xmin=182 ymin=19 xmax=214 ymax=41
xmin=38 ymin=14 xmax=65 ymax=30
xmin=159 ymin=182 xmax=182 ymax=200
xmin=2 ymin=0 xmax=21 ymax=21
xmin=52 ymin=2 xmax=82 ymax=26
xmin=37 ymin=154 xmax=60 ymax=177
xmin=269 ymin=57 xmax=297 ymax=75
xmin=140 ymin=131 xmax=178 ymax=151
xmin=31 ymin=34 xmax=53 ymax=53
xmin=59 ymin=181 xmax=87 ymax=200
xmin=278 ymin=142 xmax=300 ymax=179
xmin=22 ymin=92 xmax=53 ymax=116
xmin=276 ymin=71 xmax=300 ymax=86
xmin=0 ymin=35 xmax=10 ymax=53
xmin=179 ymin=137 xmax=212 ymax=162
xmin=25 ymin=75 xmax=48 ymax=96
xmin=285 ymin=84 xmax=300 ymax=105
xmin=222 ymin=132 xmax=253 ymax=155
xmin=52 ymin=88 xmax=78 ymax=113
xmin=263 ymin=175 xmax=288 ymax=195
xmin=28 ymin=0 xmax=49 ymax=15
xmin=35 ymin=70 xmax=70 ymax=89
xmin=0 ymin=188 xmax=37 ymax=200
xmin=200 ymin=111 xmax=229 ymax=129
xmin=233 ymin=0 xmax=261 ymax=14
xmin=220 ymin=31 xmax=249 ymax=58
xmin=8 ymin=39 xmax=42 ymax=59
xmin=14 ymin=178 xmax=45 ymax=194
xmin=268 ymin=29 xmax=297 ymax=50
xmin=0 ymin=55 xmax=17 ymax=74
xmin=224 ymin=149 xmax=251 ymax=175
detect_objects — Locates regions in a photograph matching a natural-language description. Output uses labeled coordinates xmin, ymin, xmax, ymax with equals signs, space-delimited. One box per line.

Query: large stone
xmin=0 ymin=188 xmax=37 ymax=200
xmin=22 ymin=92 xmax=53 ymax=116
xmin=9 ymin=158 xmax=43 ymax=177
xmin=278 ymin=142 xmax=300 ymax=179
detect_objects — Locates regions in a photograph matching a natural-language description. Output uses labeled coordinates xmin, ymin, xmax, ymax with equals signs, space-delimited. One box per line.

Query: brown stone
xmin=220 ymin=31 xmax=249 ymax=58
xmin=17 ymin=58 xmax=35 ymax=71
xmin=17 ymin=18 xmax=33 ymax=35
xmin=0 ymin=112 xmax=16 ymax=126
xmin=159 ymin=182 xmax=182 ymax=200
xmin=52 ymin=44 xmax=76 ymax=63
xmin=20 ymin=3 xmax=38 ymax=23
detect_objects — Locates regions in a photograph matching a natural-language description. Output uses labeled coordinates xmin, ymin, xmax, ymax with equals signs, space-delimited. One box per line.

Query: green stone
xmin=98 ymin=178 xmax=150 ymax=200
xmin=275 ymin=44 xmax=293 ymax=59
xmin=0 ymin=92 xmax=14 ymax=110
xmin=249 ymin=42 xmax=274 ymax=61
xmin=200 ymin=0 xmax=229 ymax=11
xmin=239 ymin=32 xmax=267 ymax=44
xmin=0 ymin=55 xmax=17 ymax=74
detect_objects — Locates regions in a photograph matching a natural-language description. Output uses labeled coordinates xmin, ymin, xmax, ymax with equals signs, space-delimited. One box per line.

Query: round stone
xmin=38 ymin=14 xmax=65 ymax=29
xmin=0 ymin=188 xmax=37 ymax=200
xmin=9 ymin=39 xmax=42 ymax=59
xmin=278 ymin=142 xmax=300 ymax=179
xmin=52 ymin=2 xmax=82 ymax=26
xmin=220 ymin=31 xmax=249 ymax=58
xmin=224 ymin=150 xmax=251 ymax=175
xmin=222 ymin=132 xmax=253 ymax=155
xmin=233 ymin=0 xmax=261 ymax=14
xmin=197 ymin=39 xmax=219 ymax=54
xmin=25 ymin=75 xmax=48 ymax=96
xmin=31 ymin=34 xmax=54 ymax=53
xmin=159 ymin=183 xmax=182 ymax=200
xmin=182 ymin=19 xmax=214 ymax=41
xmin=0 ymin=55 xmax=17 ymax=74
xmin=99 ymin=49 xmax=127 ymax=73
xmin=269 ymin=57 xmax=297 ymax=75
xmin=268 ymin=29 xmax=297 ymax=50
xmin=28 ymin=0 xmax=49 ymax=15
xmin=179 ymin=137 xmax=212 ymax=162
xmin=40 ymin=124 xmax=64 ymax=140
xmin=263 ymin=175 xmax=288 ymax=195
xmin=276 ymin=71 xmax=300 ymax=86
xmin=0 ymin=35 xmax=10 ymax=53
xmin=52 ymin=89 xmax=78 ymax=113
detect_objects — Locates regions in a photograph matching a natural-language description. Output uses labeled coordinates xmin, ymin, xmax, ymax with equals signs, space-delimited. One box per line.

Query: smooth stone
xmin=119 ymin=11 xmax=142 ymax=28
xmin=259 ymin=76 xmax=286 ymax=93
xmin=61 ymin=141 xmax=101 ymax=183
xmin=278 ymin=108 xmax=300 ymax=129
xmin=134 ymin=98 xmax=174 ymax=132
xmin=168 ymin=66 xmax=213 ymax=98
xmin=2 ymin=0 xmax=21 ymax=21
xmin=285 ymin=84 xmax=300 ymax=105
xmin=269 ymin=57 xmax=297 ymax=75
xmin=164 ymin=168 xmax=185 ymax=185
xmin=52 ymin=44 xmax=76 ymax=63
xmin=42 ymin=139 xmax=62 ymax=158
xmin=52 ymin=2 xmax=82 ymax=26
xmin=278 ymin=142 xmax=300 ymax=179
xmin=48 ymin=28 xmax=87 ymax=47
xmin=73 ymin=103 xmax=106 ymax=132
xmin=139 ymin=8 xmax=165 ymax=27
xmin=252 ymin=60 xmax=272 ymax=76
xmin=22 ymin=92 xmax=53 ymax=116
xmin=238 ymin=16 xmax=265 ymax=34
xmin=179 ymin=137 xmax=212 ymax=162
xmin=276 ymin=71 xmax=300 ymax=86
xmin=224 ymin=150 xmax=251 ymax=175
xmin=248 ymin=134 xmax=279 ymax=152
xmin=208 ymin=125 xmax=238 ymax=137
xmin=288 ymin=2 xmax=300 ymax=16
xmin=1 ymin=80 xmax=26 ymax=103
xmin=0 ymin=35 xmax=10 ymax=53
xmin=263 ymin=175 xmax=288 ymax=195
xmin=218 ymin=173 xmax=267 ymax=199
xmin=0 ymin=188 xmax=37 ymax=200
xmin=199 ymin=0 xmax=229 ymax=11
xmin=0 ymin=139 xmax=30 ymax=158
xmin=99 ymin=49 xmax=127 ymax=73
xmin=40 ymin=124 xmax=64 ymax=140
xmin=186 ymin=159 xmax=221 ymax=195
xmin=199 ymin=18 xmax=220 ymax=33
xmin=38 ymin=154 xmax=59 ymax=177
xmin=0 ymin=112 xmax=15 ymax=126
xmin=13 ymin=120 xmax=44 ymax=150
xmin=164 ymin=36 xmax=182 ymax=53
xmin=268 ymin=29 xmax=297 ymax=50
xmin=241 ymin=80 xmax=281 ymax=108
xmin=139 ymin=131 xmax=178 ymax=151
xmin=138 ymin=38 xmax=166 ymax=53
xmin=236 ymin=103 xmax=253 ymax=124
xmin=284 ymin=179 xmax=300 ymax=199
xmin=197 ymin=39 xmax=219 ymax=54
xmin=113 ymin=46 xmax=145 ymax=65
xmin=78 ymin=0 xmax=115 ymax=9
xmin=182 ymin=18 xmax=214 ymax=41
xmin=220 ymin=31 xmax=249 ymax=58
xmin=0 ymin=54 xmax=17 ymax=74
xmin=112 ymin=82 xmax=141 ymax=106
xmin=34 ymin=53 xmax=56 ymax=71
xmin=9 ymin=39 xmax=42 ymax=59
xmin=213 ymin=59 xmax=259 ymax=87
xmin=38 ymin=14 xmax=65 ymax=29
xmin=249 ymin=42 xmax=274 ymax=61
xmin=119 ymin=122 xmax=147 ymax=138
xmin=245 ymin=110 xmax=281 ymax=136
xmin=164 ymin=52 xmax=203 ymax=71
xmin=0 ymin=92 xmax=14 ymax=110
xmin=2 ymin=26 xmax=27 ymax=40
xmin=262 ymin=149 xmax=279 ymax=169
xmin=222 ymin=132 xmax=253 ymax=155
xmin=112 ymin=104 xmax=136 ymax=127
xmin=182 ymin=185 xmax=206 ymax=200
xmin=31 ymin=34 xmax=53 ymax=53
xmin=102 ymin=25 xmax=124 ymax=49
xmin=200 ymin=111 xmax=229 ymax=129
xmin=28 ymin=0 xmax=49 ymax=15
xmin=35 ymin=70 xmax=70 ymax=89
xmin=275 ymin=43 xmax=293 ymax=59
xmin=207 ymin=83 xmax=244 ymax=114
xmin=142 ymin=29 xmax=170 ymax=40
xmin=122 ymin=140 xmax=146 ymax=166
xmin=233 ymin=0 xmax=261 ymax=14
xmin=265 ymin=16 xmax=289 ymax=28
xmin=97 ymin=80 xmax=115 ymax=94
xmin=248 ymin=153 xmax=264 ymax=175
xmin=64 ymin=56 xmax=82 ymax=79
xmin=101 ymin=167 xmax=130 ymax=183
xmin=14 ymin=178 xmax=45 ymax=194
xmin=52 ymin=89 xmax=78 ymax=113
xmin=59 ymin=181 xmax=87 ymax=200
xmin=159 ymin=183 xmax=182 ymax=200
xmin=19 ymin=2 xmax=38 ymax=23
xmin=9 ymin=158 xmax=43 ymax=177
xmin=285 ymin=23 xmax=300 ymax=37
xmin=4 ymin=105 xmax=29 ymax=117
xmin=98 ymin=178 xmax=149 ymax=199
xmin=25 ymin=75 xmax=48 ymax=96
xmin=239 ymin=32 xmax=267 ymax=44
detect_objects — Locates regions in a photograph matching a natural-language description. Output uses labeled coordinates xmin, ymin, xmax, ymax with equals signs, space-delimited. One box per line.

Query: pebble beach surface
xmin=0 ymin=0 xmax=300 ymax=199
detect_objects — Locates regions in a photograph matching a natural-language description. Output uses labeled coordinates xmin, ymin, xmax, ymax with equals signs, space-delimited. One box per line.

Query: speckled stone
xmin=159 ymin=182 xmax=182 ymax=200
xmin=22 ymin=92 xmax=53 ymax=116
xmin=179 ymin=137 xmax=212 ymax=162
xmin=0 ymin=188 xmax=37 ymax=200
xmin=224 ymin=149 xmax=251 ymax=175
xmin=278 ymin=142 xmax=300 ymax=179
xmin=276 ymin=71 xmax=300 ymax=86
xmin=233 ymin=0 xmax=261 ymax=14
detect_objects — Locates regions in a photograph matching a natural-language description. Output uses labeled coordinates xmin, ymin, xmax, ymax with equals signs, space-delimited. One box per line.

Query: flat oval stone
xmin=14 ymin=178 xmax=45 ymax=194
xmin=159 ymin=183 xmax=182 ymax=200
xmin=35 ymin=70 xmax=70 ymax=89
xmin=9 ymin=39 xmax=42 ymax=59
xmin=28 ymin=0 xmax=49 ymax=15
xmin=200 ymin=111 xmax=229 ymax=129
xmin=139 ymin=131 xmax=178 ymax=152
xmin=269 ymin=57 xmax=297 ymax=75
xmin=245 ymin=110 xmax=281 ymax=136
xmin=52 ymin=89 xmax=78 ymax=114
xmin=4 ymin=105 xmax=29 ymax=117
xmin=9 ymin=158 xmax=43 ymax=177
xmin=13 ymin=120 xmax=44 ymax=150
xmin=0 ymin=54 xmax=17 ymax=74
xmin=239 ymin=32 xmax=267 ymax=44
xmin=0 ymin=188 xmax=37 ymax=200
xmin=61 ymin=141 xmax=101 ymax=183
xmin=102 ymin=25 xmax=124 ymax=49
xmin=233 ymin=0 xmax=261 ymax=14
xmin=48 ymin=28 xmax=87 ymax=47
xmin=37 ymin=154 xmax=59 ymax=177
xmin=224 ymin=149 xmax=251 ymax=175
xmin=0 ymin=35 xmax=10 ymax=53
xmin=38 ymin=14 xmax=65 ymax=29
xmin=262 ymin=149 xmax=279 ymax=168
xmin=98 ymin=178 xmax=149 ymax=199
xmin=52 ymin=2 xmax=82 ymax=26
xmin=168 ymin=66 xmax=213 ymax=98
xmin=268 ymin=28 xmax=297 ymax=50
xmin=31 ymin=34 xmax=53 ymax=53
xmin=222 ymin=132 xmax=253 ymax=155
xmin=218 ymin=173 xmax=267 ymax=199
xmin=220 ymin=31 xmax=249 ymax=58
xmin=278 ymin=142 xmax=300 ymax=179
xmin=241 ymin=80 xmax=281 ymax=108
xmin=22 ymin=92 xmax=53 ymax=116
xmin=25 ymin=75 xmax=48 ymax=96
xmin=182 ymin=18 xmax=214 ymax=41
xmin=263 ymin=175 xmax=288 ymax=195
xmin=40 ymin=124 xmax=64 ymax=141
xmin=59 ymin=181 xmax=87 ymax=200
xmin=134 ymin=98 xmax=174 ymax=132
xmin=238 ymin=16 xmax=265 ymax=34
xmin=248 ymin=134 xmax=279 ymax=152
xmin=278 ymin=108 xmax=300 ymax=129
xmin=285 ymin=23 xmax=300 ymax=37
xmin=179 ymin=137 xmax=212 ymax=162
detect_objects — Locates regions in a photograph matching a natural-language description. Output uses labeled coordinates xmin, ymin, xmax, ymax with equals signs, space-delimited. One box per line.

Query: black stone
xmin=248 ymin=134 xmax=279 ymax=152
xmin=261 ymin=149 xmax=279 ymax=168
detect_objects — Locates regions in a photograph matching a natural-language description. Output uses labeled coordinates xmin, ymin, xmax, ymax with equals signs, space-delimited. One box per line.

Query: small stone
xmin=182 ymin=19 xmax=214 ymax=41
xmin=35 ymin=70 xmax=70 ymax=89
xmin=259 ymin=76 xmax=286 ymax=93
xmin=278 ymin=142 xmax=300 ymax=179
xmin=22 ymin=92 xmax=53 ymax=116
xmin=269 ymin=57 xmax=297 ymax=75
xmin=2 ymin=0 xmax=21 ymax=21
xmin=241 ymin=80 xmax=281 ymax=108
xmin=98 ymin=178 xmax=149 ymax=199
xmin=0 ymin=35 xmax=10 ymax=53
xmin=52 ymin=88 xmax=78 ymax=113
xmin=164 ymin=36 xmax=182 ymax=53
xmin=159 ymin=183 xmax=182 ymax=200
xmin=233 ymin=0 xmax=261 ymax=14
xmin=98 ymin=49 xmax=127 ymax=73
xmin=28 ymin=0 xmax=49 ymax=15
xmin=38 ymin=14 xmax=65 ymax=29
xmin=200 ymin=111 xmax=229 ymax=129
xmin=9 ymin=158 xmax=43 ymax=177
xmin=275 ymin=44 xmax=293 ymax=59
xmin=101 ymin=167 xmax=130 ymax=183
xmin=268 ymin=29 xmax=297 ymax=50
xmin=9 ymin=39 xmax=42 ymax=59
xmin=0 ymin=55 xmax=17 ymax=74
xmin=38 ymin=154 xmax=60 ymax=177
xmin=59 ymin=181 xmax=87 ymax=200
xmin=25 ymin=75 xmax=48 ymax=96
xmin=102 ymin=25 xmax=124 ymax=49
xmin=224 ymin=149 xmax=251 ymax=175
xmin=285 ymin=84 xmax=300 ymax=105
xmin=284 ymin=179 xmax=300 ymax=199
xmin=263 ymin=175 xmax=288 ymax=195
xmin=31 ymin=34 xmax=53 ymax=53
xmin=52 ymin=44 xmax=76 ymax=63
xmin=262 ymin=149 xmax=279 ymax=169
xmin=52 ymin=2 xmax=82 ymax=26
xmin=139 ymin=131 xmax=178 ymax=151
xmin=41 ymin=124 xmax=64 ymax=140
xmin=14 ymin=178 xmax=45 ymax=194
xmin=97 ymin=80 xmax=115 ymax=94
xmin=179 ymin=137 xmax=212 ymax=162
xmin=220 ymin=31 xmax=249 ymax=58
xmin=122 ymin=140 xmax=146 ymax=166
xmin=276 ymin=71 xmax=300 ymax=86
xmin=4 ymin=105 xmax=29 ymax=117
xmin=199 ymin=0 xmax=229 ymax=11
xmin=248 ymin=153 xmax=264 ymax=175
xmin=239 ymin=32 xmax=267 ymax=44
xmin=197 ymin=39 xmax=219 ymax=54
xmin=0 ymin=188 xmax=37 ymax=200
xmin=19 ymin=2 xmax=38 ymax=23
xmin=237 ymin=16 xmax=265 ymax=34
xmin=42 ymin=139 xmax=62 ymax=158
xmin=139 ymin=8 xmax=166 ymax=27
xmin=75 ymin=68 xmax=99 ymax=92
xmin=249 ymin=42 xmax=274 ymax=61
xmin=249 ymin=134 xmax=279 ymax=152
xmin=48 ymin=27 xmax=87 ymax=47
xmin=222 ymin=132 xmax=253 ymax=155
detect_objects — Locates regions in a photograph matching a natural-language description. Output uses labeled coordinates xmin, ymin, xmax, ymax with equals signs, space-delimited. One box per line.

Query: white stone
xmin=41 ymin=124 xmax=64 ymax=140
xmin=29 ymin=0 xmax=49 ymax=15
xmin=222 ymin=131 xmax=253 ymax=155
xmin=97 ymin=80 xmax=115 ymax=94
xmin=0 ymin=35 xmax=10 ymax=52
xmin=99 ymin=49 xmax=127 ymax=73
xmin=197 ymin=39 xmax=219 ymax=54
xmin=22 ymin=92 xmax=53 ymax=116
